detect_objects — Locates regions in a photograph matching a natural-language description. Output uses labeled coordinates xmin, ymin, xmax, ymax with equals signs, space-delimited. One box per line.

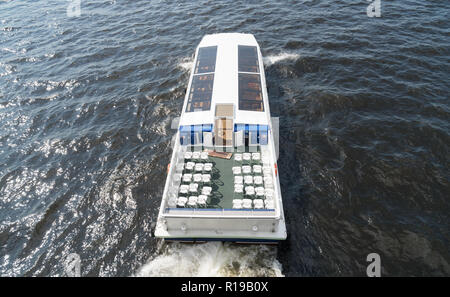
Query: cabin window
xmin=234 ymin=124 xmax=246 ymax=133
xmin=192 ymin=125 xmax=203 ymax=145
xmin=186 ymin=74 xmax=214 ymax=112
xmin=248 ymin=124 xmax=259 ymax=145
xmin=234 ymin=124 xmax=269 ymax=145
xmin=202 ymin=124 xmax=213 ymax=132
xmin=179 ymin=124 xmax=213 ymax=145
xmin=179 ymin=125 xmax=191 ymax=145
xmin=195 ymin=46 xmax=217 ymax=74
xmin=238 ymin=73 xmax=264 ymax=112
xmin=259 ymin=125 xmax=268 ymax=145
xmin=238 ymin=45 xmax=260 ymax=73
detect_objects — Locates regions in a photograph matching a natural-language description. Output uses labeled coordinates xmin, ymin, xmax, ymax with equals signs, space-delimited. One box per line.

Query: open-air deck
xmin=165 ymin=146 xmax=276 ymax=211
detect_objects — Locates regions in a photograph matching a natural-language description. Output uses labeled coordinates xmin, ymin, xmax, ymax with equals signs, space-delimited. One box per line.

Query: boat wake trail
xmin=179 ymin=52 xmax=299 ymax=72
xmin=178 ymin=57 xmax=194 ymax=72
xmin=135 ymin=242 xmax=283 ymax=277
xmin=263 ymin=52 xmax=300 ymax=66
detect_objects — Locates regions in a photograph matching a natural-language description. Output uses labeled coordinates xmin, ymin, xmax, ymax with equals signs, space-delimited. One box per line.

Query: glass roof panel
xmin=195 ymin=46 xmax=217 ymax=74
xmin=238 ymin=45 xmax=260 ymax=73
xmin=238 ymin=73 xmax=264 ymax=112
xmin=186 ymin=74 xmax=214 ymax=112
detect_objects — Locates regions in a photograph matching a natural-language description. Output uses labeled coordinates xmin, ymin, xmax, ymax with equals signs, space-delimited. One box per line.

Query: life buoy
xmin=167 ymin=163 xmax=171 ymax=174
xmin=274 ymin=163 xmax=278 ymax=176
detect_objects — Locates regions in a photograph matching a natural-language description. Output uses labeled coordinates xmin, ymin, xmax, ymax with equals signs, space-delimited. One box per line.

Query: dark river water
xmin=0 ymin=0 xmax=449 ymax=276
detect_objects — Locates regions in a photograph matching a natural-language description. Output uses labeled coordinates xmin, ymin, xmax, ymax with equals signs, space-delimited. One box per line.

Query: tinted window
xmin=238 ymin=45 xmax=259 ymax=73
xmin=195 ymin=46 xmax=217 ymax=74
xmin=186 ymin=74 xmax=214 ymax=112
xmin=238 ymin=73 xmax=263 ymax=111
xmin=259 ymin=125 xmax=268 ymax=145
xmin=179 ymin=125 xmax=191 ymax=145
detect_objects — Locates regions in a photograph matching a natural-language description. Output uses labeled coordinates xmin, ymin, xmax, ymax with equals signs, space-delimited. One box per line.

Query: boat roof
xmin=179 ymin=33 xmax=271 ymax=127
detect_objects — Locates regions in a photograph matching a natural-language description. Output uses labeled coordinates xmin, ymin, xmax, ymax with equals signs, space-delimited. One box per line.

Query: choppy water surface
xmin=0 ymin=0 xmax=449 ymax=276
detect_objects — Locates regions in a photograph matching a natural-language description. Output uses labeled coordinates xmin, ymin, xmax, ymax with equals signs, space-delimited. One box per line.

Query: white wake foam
xmin=263 ymin=52 xmax=300 ymax=66
xmin=178 ymin=57 xmax=194 ymax=72
xmin=135 ymin=242 xmax=283 ymax=277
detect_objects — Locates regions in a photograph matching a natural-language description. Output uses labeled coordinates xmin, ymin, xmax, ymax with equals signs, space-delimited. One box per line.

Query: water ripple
xmin=0 ymin=0 xmax=448 ymax=276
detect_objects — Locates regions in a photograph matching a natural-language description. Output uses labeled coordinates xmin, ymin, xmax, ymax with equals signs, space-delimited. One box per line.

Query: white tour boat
xmin=154 ymin=33 xmax=287 ymax=243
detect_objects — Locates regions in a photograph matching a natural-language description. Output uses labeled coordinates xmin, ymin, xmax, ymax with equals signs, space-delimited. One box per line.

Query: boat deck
xmin=174 ymin=147 xmax=274 ymax=210
xmin=206 ymin=154 xmax=245 ymax=209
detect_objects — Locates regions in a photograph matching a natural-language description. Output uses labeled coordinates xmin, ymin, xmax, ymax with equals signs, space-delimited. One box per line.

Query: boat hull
xmin=164 ymin=238 xmax=280 ymax=244
xmin=154 ymin=33 xmax=287 ymax=244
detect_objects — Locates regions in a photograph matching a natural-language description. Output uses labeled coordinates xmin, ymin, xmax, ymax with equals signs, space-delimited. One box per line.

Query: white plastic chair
xmin=168 ymin=186 xmax=178 ymax=196
xmin=184 ymin=152 xmax=193 ymax=159
xmin=177 ymin=197 xmax=187 ymax=207
xmin=234 ymin=153 xmax=242 ymax=162
xmin=185 ymin=162 xmax=195 ymax=171
xmin=234 ymin=176 xmax=243 ymax=184
xmin=176 ymin=163 xmax=184 ymax=172
xmin=234 ymin=184 xmax=243 ymax=193
xmin=242 ymin=165 xmax=252 ymax=174
xmin=232 ymin=199 xmax=243 ymax=209
xmin=179 ymin=185 xmax=189 ymax=194
xmin=200 ymin=152 xmax=209 ymax=160
xmin=265 ymin=200 xmax=275 ymax=209
xmin=201 ymin=174 xmax=211 ymax=183
xmin=264 ymin=175 xmax=273 ymax=186
xmin=189 ymin=183 xmax=198 ymax=192
xmin=193 ymin=174 xmax=202 ymax=183
xmin=254 ymin=176 xmax=263 ymax=185
xmin=253 ymin=165 xmax=262 ymax=174
xmin=242 ymin=199 xmax=252 ymax=208
xmin=203 ymin=163 xmax=213 ymax=172
xmin=243 ymin=153 xmax=251 ymax=161
xmin=202 ymin=186 xmax=212 ymax=196
xmin=252 ymin=153 xmax=261 ymax=161
xmin=265 ymin=188 xmax=274 ymax=199
xmin=255 ymin=187 xmax=265 ymax=196
xmin=194 ymin=163 xmax=204 ymax=172
xmin=192 ymin=152 xmax=201 ymax=160
xmin=244 ymin=175 xmax=253 ymax=185
xmin=245 ymin=186 xmax=255 ymax=196
xmin=182 ymin=174 xmax=192 ymax=183
xmin=253 ymin=199 xmax=264 ymax=209
xmin=197 ymin=195 xmax=207 ymax=206
xmin=265 ymin=196 xmax=275 ymax=204
xmin=173 ymin=173 xmax=182 ymax=182
xmin=232 ymin=166 xmax=242 ymax=175
xmin=167 ymin=197 xmax=177 ymax=208
xmin=187 ymin=196 xmax=198 ymax=207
